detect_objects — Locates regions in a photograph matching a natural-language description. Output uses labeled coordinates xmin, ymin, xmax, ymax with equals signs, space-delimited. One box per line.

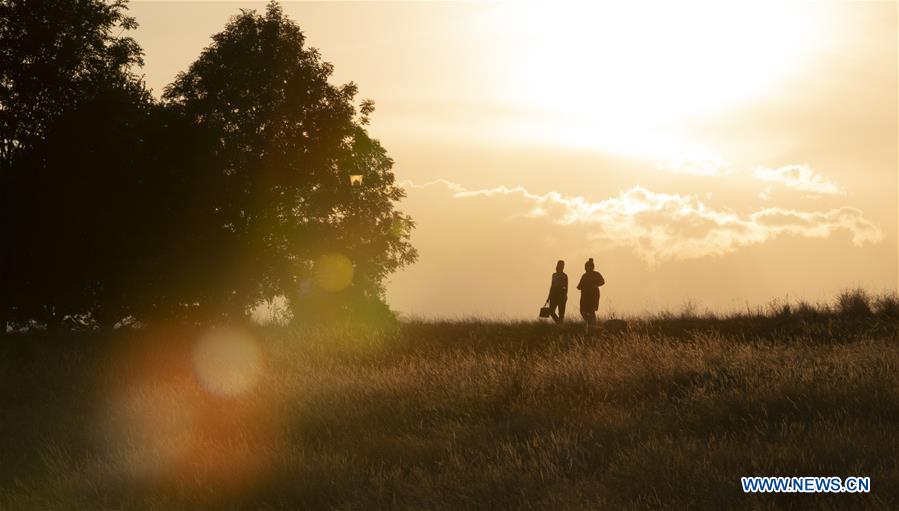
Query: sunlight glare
xmin=101 ymin=384 xmax=195 ymax=480
xmin=490 ymin=2 xmax=819 ymax=159
xmin=193 ymin=326 xmax=262 ymax=397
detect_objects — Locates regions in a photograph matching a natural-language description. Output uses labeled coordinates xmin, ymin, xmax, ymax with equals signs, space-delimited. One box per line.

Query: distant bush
xmin=836 ymin=288 xmax=873 ymax=318
xmin=679 ymin=300 xmax=699 ymax=320
xmin=766 ymin=299 xmax=792 ymax=319
xmin=793 ymin=300 xmax=824 ymax=319
xmin=874 ymin=292 xmax=899 ymax=318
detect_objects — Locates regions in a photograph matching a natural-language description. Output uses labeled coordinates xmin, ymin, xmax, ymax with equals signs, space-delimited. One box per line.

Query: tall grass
xmin=1 ymin=291 xmax=897 ymax=510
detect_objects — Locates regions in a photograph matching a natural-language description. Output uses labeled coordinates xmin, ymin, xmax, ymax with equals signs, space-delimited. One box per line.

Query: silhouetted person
xmin=545 ymin=260 xmax=568 ymax=324
xmin=577 ymin=258 xmax=605 ymax=334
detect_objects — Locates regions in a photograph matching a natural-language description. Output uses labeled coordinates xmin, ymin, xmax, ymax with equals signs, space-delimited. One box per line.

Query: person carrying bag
xmin=541 ymin=260 xmax=568 ymax=324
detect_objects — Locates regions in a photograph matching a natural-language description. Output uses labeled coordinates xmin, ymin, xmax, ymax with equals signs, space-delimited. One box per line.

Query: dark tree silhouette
xmin=0 ymin=1 xmax=417 ymax=331
xmin=160 ymin=2 xmax=417 ymax=322
xmin=0 ymin=0 xmax=151 ymax=332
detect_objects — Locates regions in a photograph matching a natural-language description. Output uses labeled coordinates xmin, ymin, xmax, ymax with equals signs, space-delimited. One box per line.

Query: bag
xmin=539 ymin=300 xmax=551 ymax=318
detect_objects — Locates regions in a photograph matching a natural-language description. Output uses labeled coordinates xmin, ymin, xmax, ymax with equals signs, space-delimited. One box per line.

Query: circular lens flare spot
xmin=315 ymin=253 xmax=354 ymax=292
xmin=193 ymin=327 xmax=262 ymax=397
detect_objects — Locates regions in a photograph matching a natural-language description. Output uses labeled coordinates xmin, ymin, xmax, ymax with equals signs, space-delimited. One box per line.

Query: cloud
xmin=402 ymin=180 xmax=882 ymax=265
xmin=640 ymin=152 xmax=845 ymax=197
xmin=752 ymin=164 xmax=844 ymax=195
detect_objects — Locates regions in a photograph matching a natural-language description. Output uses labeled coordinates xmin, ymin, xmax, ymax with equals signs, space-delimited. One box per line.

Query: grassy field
xmin=2 ymin=291 xmax=898 ymax=510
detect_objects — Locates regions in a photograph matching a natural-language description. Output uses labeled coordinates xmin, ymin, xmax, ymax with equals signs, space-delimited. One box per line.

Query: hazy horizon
xmin=130 ymin=1 xmax=897 ymax=318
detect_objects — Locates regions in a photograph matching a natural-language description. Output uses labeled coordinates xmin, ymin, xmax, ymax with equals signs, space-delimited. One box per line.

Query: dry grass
xmin=2 ymin=291 xmax=898 ymax=510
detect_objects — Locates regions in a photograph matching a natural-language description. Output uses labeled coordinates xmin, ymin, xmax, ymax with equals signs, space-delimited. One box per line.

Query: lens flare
xmin=314 ymin=252 xmax=354 ymax=292
xmin=193 ymin=327 xmax=262 ymax=397
xmin=100 ymin=384 xmax=195 ymax=481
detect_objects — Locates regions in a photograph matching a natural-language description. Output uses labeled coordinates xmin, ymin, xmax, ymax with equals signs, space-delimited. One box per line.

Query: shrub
xmin=874 ymin=292 xmax=899 ymax=318
xmin=836 ymin=288 xmax=873 ymax=318
xmin=793 ymin=300 xmax=822 ymax=319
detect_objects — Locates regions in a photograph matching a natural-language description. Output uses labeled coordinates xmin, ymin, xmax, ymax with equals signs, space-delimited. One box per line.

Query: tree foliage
xmin=1 ymin=1 xmax=417 ymax=332
xmin=1 ymin=0 xmax=152 ymax=329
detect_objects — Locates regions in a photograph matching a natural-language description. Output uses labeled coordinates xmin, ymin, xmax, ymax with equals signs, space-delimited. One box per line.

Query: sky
xmin=129 ymin=1 xmax=897 ymax=318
